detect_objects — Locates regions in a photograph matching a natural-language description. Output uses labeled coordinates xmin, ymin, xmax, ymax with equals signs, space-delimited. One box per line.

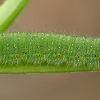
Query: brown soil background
xmin=0 ymin=0 xmax=100 ymax=100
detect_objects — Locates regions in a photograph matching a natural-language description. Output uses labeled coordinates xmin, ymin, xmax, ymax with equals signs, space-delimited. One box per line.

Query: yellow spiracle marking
xmin=97 ymin=56 xmax=100 ymax=62
xmin=37 ymin=53 xmax=42 ymax=57
xmin=76 ymin=54 xmax=82 ymax=59
xmin=23 ymin=51 xmax=27 ymax=54
xmin=0 ymin=40 xmax=2 ymax=44
xmin=14 ymin=54 xmax=20 ymax=58
xmin=56 ymin=53 xmax=62 ymax=58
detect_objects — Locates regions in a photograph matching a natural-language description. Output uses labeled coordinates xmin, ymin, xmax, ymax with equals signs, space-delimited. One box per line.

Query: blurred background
xmin=0 ymin=0 xmax=100 ymax=100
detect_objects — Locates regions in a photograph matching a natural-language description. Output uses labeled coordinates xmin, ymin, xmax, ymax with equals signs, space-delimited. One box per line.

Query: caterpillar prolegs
xmin=0 ymin=32 xmax=100 ymax=73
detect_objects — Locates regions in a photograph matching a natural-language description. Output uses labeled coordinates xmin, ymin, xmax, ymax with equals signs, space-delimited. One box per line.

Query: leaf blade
xmin=0 ymin=0 xmax=29 ymax=33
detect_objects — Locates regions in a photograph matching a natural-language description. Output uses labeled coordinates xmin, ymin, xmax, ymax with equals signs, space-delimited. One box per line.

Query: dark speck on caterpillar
xmin=0 ymin=32 xmax=100 ymax=73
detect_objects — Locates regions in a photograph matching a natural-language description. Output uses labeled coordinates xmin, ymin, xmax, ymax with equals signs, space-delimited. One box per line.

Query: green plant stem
xmin=0 ymin=0 xmax=29 ymax=33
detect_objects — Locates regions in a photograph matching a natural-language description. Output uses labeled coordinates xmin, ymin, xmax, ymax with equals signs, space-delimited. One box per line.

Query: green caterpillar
xmin=0 ymin=32 xmax=100 ymax=74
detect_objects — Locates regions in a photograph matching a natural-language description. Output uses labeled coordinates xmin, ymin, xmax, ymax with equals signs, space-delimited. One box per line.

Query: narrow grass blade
xmin=0 ymin=0 xmax=29 ymax=33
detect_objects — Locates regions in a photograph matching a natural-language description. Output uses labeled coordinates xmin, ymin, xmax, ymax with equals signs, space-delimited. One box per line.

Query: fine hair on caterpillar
xmin=0 ymin=32 xmax=100 ymax=73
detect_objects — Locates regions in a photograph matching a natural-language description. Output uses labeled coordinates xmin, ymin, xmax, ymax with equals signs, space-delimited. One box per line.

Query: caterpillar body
xmin=0 ymin=32 xmax=100 ymax=73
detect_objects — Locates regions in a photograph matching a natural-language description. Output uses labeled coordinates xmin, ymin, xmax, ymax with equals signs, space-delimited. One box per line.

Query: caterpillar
xmin=0 ymin=32 xmax=100 ymax=74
